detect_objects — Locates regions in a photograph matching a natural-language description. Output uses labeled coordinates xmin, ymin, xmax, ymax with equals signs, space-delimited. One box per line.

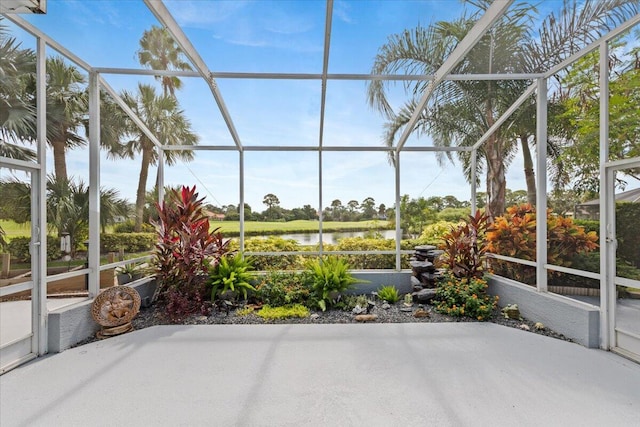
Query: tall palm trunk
xmin=135 ymin=146 xmax=152 ymax=232
xmin=484 ymin=81 xmax=506 ymax=220
xmin=520 ymin=134 xmax=536 ymax=205
xmin=52 ymin=137 xmax=68 ymax=181
xmin=486 ymin=134 xmax=506 ymax=220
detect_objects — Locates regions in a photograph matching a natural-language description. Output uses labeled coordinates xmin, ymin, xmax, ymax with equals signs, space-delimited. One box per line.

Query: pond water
xmin=252 ymin=229 xmax=397 ymax=245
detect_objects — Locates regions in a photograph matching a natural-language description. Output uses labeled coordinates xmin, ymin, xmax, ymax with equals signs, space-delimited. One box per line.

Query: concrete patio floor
xmin=1 ymin=323 xmax=639 ymax=427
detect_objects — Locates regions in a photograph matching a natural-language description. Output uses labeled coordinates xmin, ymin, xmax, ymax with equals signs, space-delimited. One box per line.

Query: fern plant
xmin=306 ymin=256 xmax=362 ymax=311
xmin=209 ymin=254 xmax=256 ymax=301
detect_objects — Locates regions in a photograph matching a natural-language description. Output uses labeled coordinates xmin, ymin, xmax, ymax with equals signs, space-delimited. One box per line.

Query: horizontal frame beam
xmin=161 ymin=145 xmax=473 ymax=152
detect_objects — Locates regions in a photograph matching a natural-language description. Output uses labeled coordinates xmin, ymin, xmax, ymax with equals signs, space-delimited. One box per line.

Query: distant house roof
xmin=578 ymin=188 xmax=640 ymax=206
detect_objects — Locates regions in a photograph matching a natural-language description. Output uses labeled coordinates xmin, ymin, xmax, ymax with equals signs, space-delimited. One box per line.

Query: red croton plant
xmin=485 ymin=203 xmax=598 ymax=284
xmin=152 ymin=185 xmax=230 ymax=320
xmin=440 ymin=210 xmax=490 ymax=279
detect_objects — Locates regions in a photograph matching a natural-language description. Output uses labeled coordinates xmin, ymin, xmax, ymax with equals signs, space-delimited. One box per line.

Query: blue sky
xmin=5 ymin=0 xmax=572 ymax=211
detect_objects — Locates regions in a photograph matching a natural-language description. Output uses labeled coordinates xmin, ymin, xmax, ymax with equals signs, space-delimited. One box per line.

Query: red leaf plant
xmin=152 ymin=185 xmax=230 ymax=321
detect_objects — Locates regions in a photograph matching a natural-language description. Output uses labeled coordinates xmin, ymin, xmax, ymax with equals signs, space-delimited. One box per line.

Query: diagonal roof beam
xmin=98 ymin=76 xmax=164 ymax=150
xmin=143 ymin=0 xmax=244 ymax=152
xmin=395 ymin=0 xmax=514 ymax=154
xmin=471 ymin=81 xmax=536 ymax=151
xmin=317 ymin=0 xmax=333 ymax=150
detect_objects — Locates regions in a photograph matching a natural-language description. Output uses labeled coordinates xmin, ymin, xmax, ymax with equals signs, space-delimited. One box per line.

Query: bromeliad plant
xmin=209 ymin=254 xmax=256 ymax=301
xmin=440 ymin=210 xmax=489 ymax=278
xmin=306 ymin=256 xmax=363 ymax=311
xmin=153 ymin=185 xmax=230 ymax=320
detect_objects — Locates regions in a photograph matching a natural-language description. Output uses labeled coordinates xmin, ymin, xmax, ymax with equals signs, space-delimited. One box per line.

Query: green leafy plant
xmin=253 ymin=270 xmax=313 ymax=307
xmin=435 ymin=273 xmax=497 ymax=321
xmin=341 ymin=294 xmax=370 ymax=311
xmin=116 ymin=262 xmax=143 ymax=277
xmin=257 ymin=304 xmax=310 ymax=320
xmin=377 ymin=285 xmax=400 ymax=303
xmin=306 ymin=256 xmax=363 ymax=311
xmin=235 ymin=306 xmax=255 ymax=316
xmin=440 ymin=210 xmax=489 ymax=278
xmin=153 ymin=185 xmax=230 ymax=320
xmin=209 ymin=254 xmax=256 ymax=301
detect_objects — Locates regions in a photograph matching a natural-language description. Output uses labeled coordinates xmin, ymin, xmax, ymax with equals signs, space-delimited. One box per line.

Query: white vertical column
xmin=394 ymin=153 xmax=401 ymax=271
xmin=318 ymin=150 xmax=324 ymax=257
xmin=535 ymin=77 xmax=548 ymax=292
xmin=88 ymin=71 xmax=100 ymax=298
xmin=34 ymin=37 xmax=48 ymax=355
xmin=471 ymin=149 xmax=478 ymax=215
xmin=239 ymin=150 xmax=245 ymax=253
xmin=599 ymin=41 xmax=613 ymax=350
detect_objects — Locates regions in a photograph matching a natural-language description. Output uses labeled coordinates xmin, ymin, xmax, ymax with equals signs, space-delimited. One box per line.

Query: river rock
xmin=355 ymin=314 xmax=378 ymax=322
xmin=413 ymin=288 xmax=437 ymax=303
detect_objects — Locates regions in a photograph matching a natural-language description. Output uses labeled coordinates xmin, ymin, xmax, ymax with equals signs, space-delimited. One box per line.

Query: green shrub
xmin=306 ymin=256 xmax=363 ymax=311
xmin=257 ymin=304 xmax=310 ymax=320
xmin=329 ymin=237 xmax=396 ymax=269
xmin=437 ymin=207 xmax=471 ymax=223
xmin=435 ymin=274 xmax=497 ymax=321
xmin=552 ymin=252 xmax=640 ymax=287
xmin=573 ymin=219 xmax=600 ymax=238
xmin=253 ymin=270 xmax=313 ymax=307
xmin=8 ymin=236 xmax=61 ymax=262
xmin=377 ymin=285 xmax=400 ymax=303
xmin=113 ymin=220 xmax=154 ymax=233
xmin=616 ymin=203 xmax=640 ymax=268
xmin=101 ymin=233 xmax=155 ymax=253
xmin=209 ymin=254 xmax=256 ymax=301
xmin=420 ymin=221 xmax=461 ymax=245
xmin=243 ymin=236 xmax=305 ymax=270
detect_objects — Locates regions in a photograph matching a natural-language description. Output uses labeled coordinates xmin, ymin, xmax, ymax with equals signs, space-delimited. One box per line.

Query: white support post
xmin=34 ymin=37 xmax=48 ymax=356
xmin=471 ymin=150 xmax=478 ymax=215
xmin=318 ymin=150 xmax=324 ymax=257
xmin=88 ymin=71 xmax=101 ymax=298
xmin=394 ymin=154 xmax=401 ymax=271
xmin=599 ymin=42 xmax=612 ymax=350
xmin=239 ymin=151 xmax=245 ymax=253
xmin=535 ymin=78 xmax=548 ymax=293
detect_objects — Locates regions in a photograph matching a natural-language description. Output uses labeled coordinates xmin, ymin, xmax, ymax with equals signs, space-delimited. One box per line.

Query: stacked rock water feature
xmin=410 ymin=245 xmax=445 ymax=303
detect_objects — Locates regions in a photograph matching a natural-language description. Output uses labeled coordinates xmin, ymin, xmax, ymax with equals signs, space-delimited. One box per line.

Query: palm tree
xmin=0 ymin=175 xmax=129 ymax=256
xmin=137 ymin=25 xmax=193 ymax=98
xmin=0 ymin=17 xmax=36 ymax=161
xmin=368 ymin=0 xmax=638 ymax=218
xmin=116 ymin=84 xmax=198 ymax=231
xmin=43 ymin=57 xmax=87 ymax=181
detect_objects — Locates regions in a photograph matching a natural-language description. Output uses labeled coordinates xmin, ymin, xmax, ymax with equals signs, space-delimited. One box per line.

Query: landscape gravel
xmin=100 ymin=300 xmax=574 ymax=342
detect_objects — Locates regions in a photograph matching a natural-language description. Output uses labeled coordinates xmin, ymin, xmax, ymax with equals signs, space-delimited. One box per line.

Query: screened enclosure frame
xmin=2 ymin=0 xmax=640 ymax=354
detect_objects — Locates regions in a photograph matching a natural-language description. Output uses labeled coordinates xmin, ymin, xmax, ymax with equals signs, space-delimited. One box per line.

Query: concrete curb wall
xmin=48 ymin=278 xmax=157 ymax=353
xmin=349 ymin=271 xmax=413 ymax=295
xmin=488 ymin=275 xmax=600 ymax=348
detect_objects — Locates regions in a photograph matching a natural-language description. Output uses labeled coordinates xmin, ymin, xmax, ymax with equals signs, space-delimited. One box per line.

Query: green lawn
xmin=0 ymin=220 xmax=31 ymax=239
xmin=1 ymin=219 xmax=391 ymax=240
xmin=209 ymin=220 xmax=392 ymax=236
